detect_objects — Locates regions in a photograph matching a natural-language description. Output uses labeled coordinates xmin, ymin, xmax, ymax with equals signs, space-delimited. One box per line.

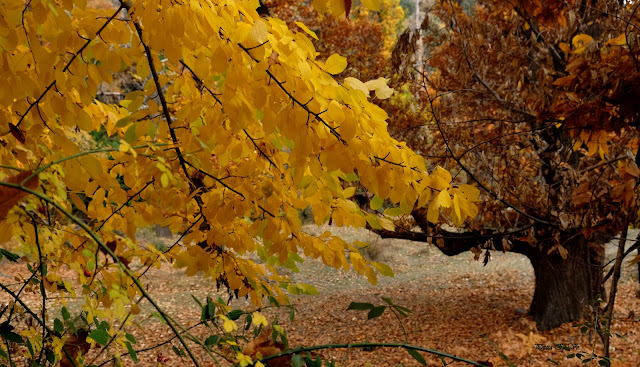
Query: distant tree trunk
xmin=527 ymin=234 xmax=605 ymax=331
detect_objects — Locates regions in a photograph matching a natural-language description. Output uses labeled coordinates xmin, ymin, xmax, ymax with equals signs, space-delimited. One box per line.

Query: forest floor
xmin=1 ymin=225 xmax=639 ymax=367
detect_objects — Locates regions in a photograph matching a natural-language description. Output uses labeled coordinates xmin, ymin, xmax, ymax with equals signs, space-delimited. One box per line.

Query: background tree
xmin=385 ymin=0 xmax=640 ymax=332
xmin=0 ymin=0 xmax=481 ymax=365
xmin=265 ymin=0 xmax=405 ymax=81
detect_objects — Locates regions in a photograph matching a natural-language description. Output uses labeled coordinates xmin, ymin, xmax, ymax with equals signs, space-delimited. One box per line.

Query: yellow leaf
xmin=364 ymin=77 xmax=389 ymax=91
xmin=251 ymin=312 xmax=268 ymax=326
xmin=299 ymin=60 xmax=312 ymax=79
xmin=330 ymin=0 xmax=345 ymax=17
xmin=607 ymin=33 xmax=627 ymax=46
xmin=559 ymin=42 xmax=570 ymax=54
xmin=361 ymin=0 xmax=381 ymax=11
xmin=295 ymin=21 xmax=319 ymax=40
xmin=434 ymin=189 xmax=452 ymax=208
xmin=324 ymin=53 xmax=347 ymax=75
xmin=344 ymin=77 xmax=369 ymax=96
xmin=312 ymin=0 xmax=329 ymax=13
xmin=459 ymin=184 xmax=480 ymax=201
xmin=427 ymin=190 xmax=452 ymax=223
xmin=571 ymin=34 xmax=594 ymax=54
xmin=375 ymin=84 xmax=394 ymax=99
xmin=234 ymin=22 xmax=253 ymax=43
xmin=327 ymin=100 xmax=345 ymax=123
xmin=373 ymin=262 xmax=393 ymax=277
xmin=249 ymin=20 xmax=268 ymax=44
xmin=364 ymin=78 xmax=394 ymax=99
xmin=221 ymin=316 xmax=238 ymax=333
xmin=0 ymin=221 xmax=13 ymax=243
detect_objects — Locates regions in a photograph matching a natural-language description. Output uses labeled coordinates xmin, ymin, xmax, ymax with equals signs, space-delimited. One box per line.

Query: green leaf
xmin=4 ymin=332 xmax=23 ymax=344
xmin=53 ymin=318 xmax=64 ymax=333
xmin=151 ymin=312 xmax=167 ymax=324
xmin=305 ymin=352 xmax=322 ymax=367
xmin=204 ymin=335 xmax=219 ymax=347
xmin=598 ymin=360 xmax=610 ymax=367
xmin=61 ymin=307 xmax=70 ymax=321
xmin=370 ymin=195 xmax=383 ymax=210
xmin=343 ymin=172 xmax=359 ymax=182
xmin=45 ymin=348 xmax=55 ymax=364
xmin=405 ymin=348 xmax=427 ymax=366
xmin=227 ymin=309 xmax=243 ymax=321
xmin=346 ymin=302 xmax=374 ymax=311
xmin=269 ymin=296 xmax=280 ymax=307
xmin=125 ymin=341 xmax=138 ymax=363
xmin=291 ymin=354 xmax=304 ymax=367
xmin=25 ymin=338 xmax=34 ymax=357
xmin=172 ymin=346 xmax=186 ymax=357
xmin=125 ymin=333 xmax=136 ymax=344
xmin=367 ymin=306 xmax=386 ymax=319
xmin=245 ymin=314 xmax=253 ymax=331
xmin=0 ymin=249 xmax=20 ymax=262
xmin=383 ymin=207 xmax=403 ymax=217
xmin=392 ymin=305 xmax=412 ymax=314
xmin=191 ymin=295 xmax=203 ymax=308
xmin=89 ymin=329 xmax=109 ymax=345
xmin=207 ymin=299 xmax=216 ymax=320
xmin=381 ymin=297 xmax=393 ymax=305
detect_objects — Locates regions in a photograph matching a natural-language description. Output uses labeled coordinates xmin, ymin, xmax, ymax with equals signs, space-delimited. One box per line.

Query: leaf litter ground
xmin=1 ymin=225 xmax=639 ymax=366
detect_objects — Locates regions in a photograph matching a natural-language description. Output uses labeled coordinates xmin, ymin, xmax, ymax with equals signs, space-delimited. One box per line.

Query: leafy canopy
xmin=0 ymin=0 xmax=479 ymax=364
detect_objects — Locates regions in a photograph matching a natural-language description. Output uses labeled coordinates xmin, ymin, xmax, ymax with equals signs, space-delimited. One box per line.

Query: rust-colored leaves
xmin=0 ymin=170 xmax=39 ymax=221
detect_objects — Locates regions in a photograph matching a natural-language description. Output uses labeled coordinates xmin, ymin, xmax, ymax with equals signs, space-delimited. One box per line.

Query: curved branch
xmin=371 ymin=216 xmax=534 ymax=257
xmin=261 ymin=342 xmax=489 ymax=366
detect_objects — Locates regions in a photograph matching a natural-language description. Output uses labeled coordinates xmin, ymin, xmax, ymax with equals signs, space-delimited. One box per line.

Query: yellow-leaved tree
xmin=0 ymin=0 xmax=480 ymax=365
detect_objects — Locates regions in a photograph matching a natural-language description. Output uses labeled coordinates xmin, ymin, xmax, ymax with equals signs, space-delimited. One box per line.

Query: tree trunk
xmin=527 ymin=234 xmax=605 ymax=331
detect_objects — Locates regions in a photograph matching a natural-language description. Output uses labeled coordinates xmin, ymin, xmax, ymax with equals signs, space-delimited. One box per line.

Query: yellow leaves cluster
xmin=572 ymin=129 xmax=610 ymax=159
xmin=422 ymin=167 xmax=479 ymax=226
xmin=0 ymin=1 xmax=480 ymax=361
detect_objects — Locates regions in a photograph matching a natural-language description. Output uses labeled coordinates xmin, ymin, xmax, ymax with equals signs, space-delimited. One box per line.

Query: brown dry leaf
xmin=0 ymin=170 xmax=39 ymax=221
xmin=59 ymin=329 xmax=91 ymax=367
xmin=243 ymin=328 xmax=290 ymax=367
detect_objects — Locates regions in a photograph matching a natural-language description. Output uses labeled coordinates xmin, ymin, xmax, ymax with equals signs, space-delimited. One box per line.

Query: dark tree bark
xmin=527 ymin=235 xmax=605 ymax=331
